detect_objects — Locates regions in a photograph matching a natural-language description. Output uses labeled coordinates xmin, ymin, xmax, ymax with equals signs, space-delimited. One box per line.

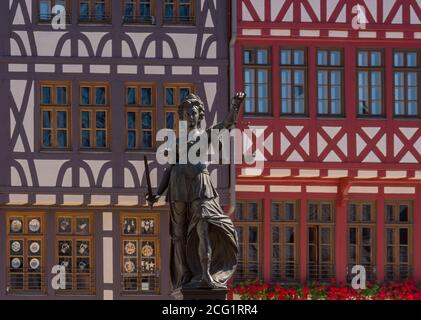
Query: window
xmin=385 ymin=202 xmax=413 ymax=281
xmin=234 ymin=201 xmax=262 ymax=283
xmin=79 ymin=83 xmax=110 ymax=149
xmin=163 ymin=0 xmax=194 ymax=24
xmin=121 ymin=214 xmax=160 ymax=294
xmin=40 ymin=81 xmax=71 ymax=149
xmin=123 ymin=0 xmax=155 ymax=24
xmin=317 ymin=49 xmax=343 ymax=116
xmin=347 ymin=202 xmax=376 ymax=281
xmin=307 ymin=201 xmax=335 ymax=281
xmin=38 ymin=0 xmax=71 ymax=23
xmin=6 ymin=213 xmax=46 ymax=294
xmin=243 ymin=48 xmax=271 ymax=115
xmin=56 ymin=214 xmax=95 ymax=294
xmin=125 ymin=83 xmax=155 ymax=150
xmin=394 ymin=51 xmax=420 ymax=117
xmin=357 ymin=50 xmax=384 ymax=116
xmin=280 ymin=48 xmax=307 ymax=116
xmin=164 ymin=84 xmax=194 ymax=135
xmin=79 ymin=0 xmax=111 ymax=23
xmin=271 ymin=201 xmax=299 ymax=282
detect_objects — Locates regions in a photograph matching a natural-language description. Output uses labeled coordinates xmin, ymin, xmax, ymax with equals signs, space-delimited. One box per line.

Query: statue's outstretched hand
xmin=232 ymin=92 xmax=246 ymax=108
xmin=146 ymin=193 xmax=160 ymax=207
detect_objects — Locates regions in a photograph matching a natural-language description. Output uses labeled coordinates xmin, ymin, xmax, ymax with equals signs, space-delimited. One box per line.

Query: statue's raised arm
xmin=206 ymin=92 xmax=246 ymax=135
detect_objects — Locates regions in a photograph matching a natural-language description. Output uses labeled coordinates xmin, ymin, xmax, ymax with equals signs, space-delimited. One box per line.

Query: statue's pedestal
xmin=172 ymin=288 xmax=228 ymax=300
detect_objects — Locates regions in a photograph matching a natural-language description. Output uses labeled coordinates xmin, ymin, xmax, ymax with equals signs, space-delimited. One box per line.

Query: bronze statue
xmin=147 ymin=92 xmax=246 ymax=290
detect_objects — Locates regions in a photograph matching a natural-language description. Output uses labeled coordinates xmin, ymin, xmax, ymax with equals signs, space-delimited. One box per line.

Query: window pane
xmin=164 ymin=0 xmax=174 ymax=17
xmin=321 ymin=204 xmax=331 ymax=222
xmin=235 ymin=203 xmax=243 ymax=221
xmin=386 ymin=205 xmax=394 ymax=223
xmin=142 ymin=112 xmax=152 ymax=129
xmin=394 ymin=52 xmax=405 ymax=67
xmin=56 ymin=87 xmax=67 ymax=105
xmin=285 ymin=227 xmax=294 ymax=243
xmin=371 ymin=51 xmax=381 ymax=66
xmin=96 ymin=111 xmax=106 ymax=129
xmin=179 ymin=88 xmax=190 ymax=103
xmin=248 ymin=203 xmax=258 ymax=220
xmin=244 ymin=50 xmax=252 ymax=64
xmin=179 ymin=0 xmax=190 ymax=18
xmin=399 ymin=228 xmax=408 ymax=245
xmin=81 ymin=87 xmax=90 ymax=105
xmin=317 ymin=51 xmax=328 ymax=66
xmin=43 ymin=130 xmax=52 ymax=147
xmin=42 ymin=87 xmax=52 ymax=104
xmin=141 ymin=88 xmax=152 ymax=105
xmin=128 ymin=130 xmax=136 ymax=149
xmin=271 ymin=203 xmax=280 ymax=221
xmin=95 ymin=1 xmax=105 ymax=20
xmin=95 ymin=87 xmax=106 ymax=105
xmin=362 ymin=205 xmax=371 ymax=222
xmin=330 ymin=51 xmax=341 ymax=66
xmin=140 ymin=1 xmax=151 ymax=16
xmin=349 ymin=228 xmax=356 ymax=245
xmin=399 ymin=205 xmax=409 ymax=222
xmin=166 ymin=112 xmax=174 ymax=129
xmin=96 ymin=130 xmax=106 ymax=148
xmin=42 ymin=111 xmax=51 ymax=128
xmin=57 ymin=111 xmax=67 ymax=129
xmin=81 ymin=111 xmax=90 ymax=129
xmin=407 ymin=52 xmax=417 ymax=67
xmin=80 ymin=2 xmax=89 ymax=18
xmin=362 ymin=228 xmax=371 ymax=245
xmin=57 ymin=130 xmax=67 ymax=147
xmin=81 ymin=130 xmax=90 ymax=147
xmin=358 ymin=51 xmax=368 ymax=66
xmin=272 ymin=227 xmax=279 ymax=243
xmin=280 ymin=50 xmax=291 ymax=65
xmin=348 ymin=204 xmax=357 ymax=222
xmin=142 ymin=131 xmax=152 ymax=148
xmin=408 ymin=72 xmax=417 ymax=86
xmin=124 ymin=1 xmax=134 ymax=17
xmin=308 ymin=204 xmax=318 ymax=221
xmin=248 ymin=226 xmax=258 ymax=243
xmin=294 ymin=50 xmax=304 ymax=65
xmin=127 ymin=88 xmax=136 ymax=105
xmin=127 ymin=112 xmax=136 ymax=129
xmin=40 ymin=1 xmax=51 ymax=19
xmin=285 ymin=203 xmax=295 ymax=221
xmin=257 ymin=49 xmax=268 ymax=64
xmin=165 ymin=88 xmax=174 ymax=105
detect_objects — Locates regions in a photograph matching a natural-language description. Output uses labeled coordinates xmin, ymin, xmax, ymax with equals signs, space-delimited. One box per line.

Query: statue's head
xmin=178 ymin=93 xmax=205 ymax=129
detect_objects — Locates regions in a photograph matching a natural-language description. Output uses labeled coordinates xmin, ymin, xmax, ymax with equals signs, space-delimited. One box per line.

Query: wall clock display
xmin=141 ymin=241 xmax=154 ymax=257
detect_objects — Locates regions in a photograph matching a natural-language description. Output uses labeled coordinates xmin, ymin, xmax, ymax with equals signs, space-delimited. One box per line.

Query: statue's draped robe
xmin=166 ymin=134 xmax=238 ymax=289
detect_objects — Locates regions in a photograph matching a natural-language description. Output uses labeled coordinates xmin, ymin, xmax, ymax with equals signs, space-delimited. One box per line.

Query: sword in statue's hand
xmin=144 ymin=155 xmax=157 ymax=209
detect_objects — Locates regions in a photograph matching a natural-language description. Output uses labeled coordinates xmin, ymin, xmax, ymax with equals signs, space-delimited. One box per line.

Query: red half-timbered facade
xmin=232 ymin=0 xmax=421 ymax=285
